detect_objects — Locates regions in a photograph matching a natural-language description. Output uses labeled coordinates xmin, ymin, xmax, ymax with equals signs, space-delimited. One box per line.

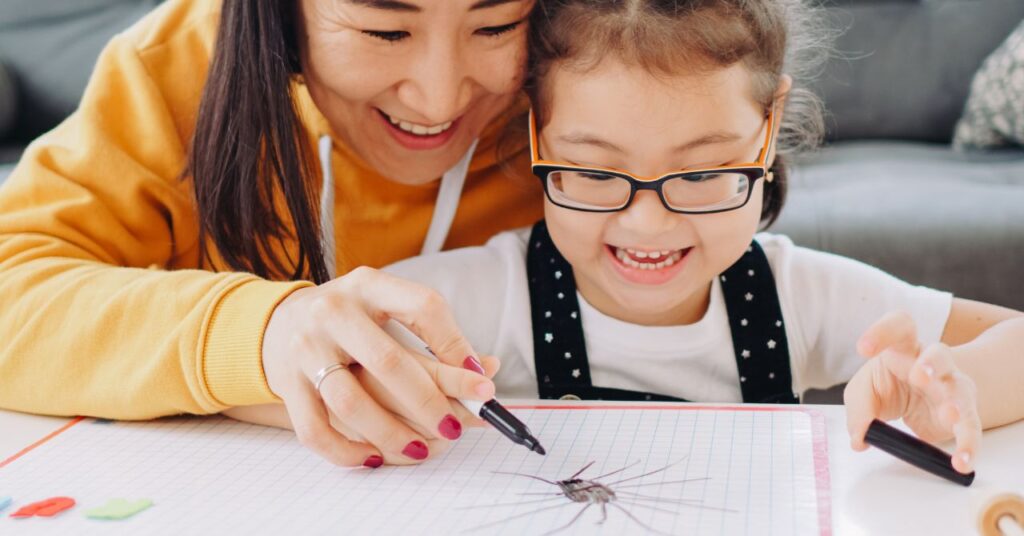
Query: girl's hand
xmin=258 ymin=266 xmax=498 ymax=467
xmin=844 ymin=311 xmax=980 ymax=474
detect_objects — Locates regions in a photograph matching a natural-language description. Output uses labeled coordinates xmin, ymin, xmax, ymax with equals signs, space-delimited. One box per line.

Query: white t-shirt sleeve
xmin=380 ymin=229 xmax=534 ymax=369
xmin=761 ymin=234 xmax=954 ymax=392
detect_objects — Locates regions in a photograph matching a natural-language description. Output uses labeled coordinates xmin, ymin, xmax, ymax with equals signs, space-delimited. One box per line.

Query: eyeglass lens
xmin=546 ymin=170 xmax=752 ymax=212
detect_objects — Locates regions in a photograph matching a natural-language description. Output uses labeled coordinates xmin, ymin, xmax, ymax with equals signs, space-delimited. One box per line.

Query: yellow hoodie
xmin=0 ymin=0 xmax=542 ymax=419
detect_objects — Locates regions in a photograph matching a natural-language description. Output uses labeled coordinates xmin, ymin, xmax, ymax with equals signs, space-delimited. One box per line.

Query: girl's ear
xmin=766 ymin=74 xmax=793 ymax=170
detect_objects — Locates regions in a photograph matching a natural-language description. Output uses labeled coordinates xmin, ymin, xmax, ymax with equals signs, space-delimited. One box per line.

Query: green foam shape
xmin=85 ymin=498 xmax=153 ymax=520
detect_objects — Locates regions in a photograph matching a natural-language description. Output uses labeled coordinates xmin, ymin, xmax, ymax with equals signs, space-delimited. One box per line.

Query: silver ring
xmin=312 ymin=363 xmax=348 ymax=394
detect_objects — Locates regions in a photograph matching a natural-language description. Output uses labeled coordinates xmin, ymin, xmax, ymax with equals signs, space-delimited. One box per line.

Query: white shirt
xmin=384 ymin=228 xmax=953 ymax=402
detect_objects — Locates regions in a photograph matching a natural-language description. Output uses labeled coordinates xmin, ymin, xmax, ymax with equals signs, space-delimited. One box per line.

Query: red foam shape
xmin=10 ymin=497 xmax=76 ymax=518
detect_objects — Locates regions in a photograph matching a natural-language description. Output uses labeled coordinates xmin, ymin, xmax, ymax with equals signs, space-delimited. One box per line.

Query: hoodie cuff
xmin=202 ymin=278 xmax=313 ymax=407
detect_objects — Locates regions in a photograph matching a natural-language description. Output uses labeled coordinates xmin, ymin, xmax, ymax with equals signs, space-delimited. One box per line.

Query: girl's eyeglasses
xmin=528 ymin=106 xmax=777 ymax=214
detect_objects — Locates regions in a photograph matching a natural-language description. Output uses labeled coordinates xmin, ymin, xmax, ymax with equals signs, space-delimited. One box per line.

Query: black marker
xmin=386 ymin=321 xmax=546 ymax=456
xmin=865 ymin=419 xmax=974 ymax=487
xmin=462 ymin=399 xmax=546 ymax=455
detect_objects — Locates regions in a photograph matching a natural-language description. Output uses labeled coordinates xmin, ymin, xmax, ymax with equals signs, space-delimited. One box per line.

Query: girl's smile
xmin=605 ymin=244 xmax=692 ymax=285
xmin=538 ymin=59 xmax=787 ymax=326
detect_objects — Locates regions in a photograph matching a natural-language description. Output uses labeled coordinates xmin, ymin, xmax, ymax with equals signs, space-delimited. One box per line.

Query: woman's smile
xmin=376 ymin=108 xmax=461 ymax=151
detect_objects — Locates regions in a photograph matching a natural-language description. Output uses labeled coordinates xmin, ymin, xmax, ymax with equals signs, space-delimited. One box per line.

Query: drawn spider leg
xmin=615 ymin=499 xmax=680 ymax=516
xmin=515 ymin=491 xmax=568 ymax=497
xmin=540 ymin=502 xmax=593 ymax=536
xmin=591 ymin=459 xmax=643 ymax=481
xmin=455 ymin=495 xmax=566 ymax=510
xmin=491 ymin=470 xmax=558 ymax=486
xmin=612 ymin=477 xmax=711 ymax=490
xmin=618 ymin=491 xmax=738 ymax=513
xmin=609 ymin=502 xmax=676 ymax=536
xmin=599 ymin=501 xmax=608 ymax=523
xmin=601 ymin=458 xmax=689 ymax=488
xmin=570 ymin=460 xmax=597 ymax=479
xmin=460 ymin=500 xmax=574 ymax=533
xmin=612 ymin=491 xmax=705 ymax=504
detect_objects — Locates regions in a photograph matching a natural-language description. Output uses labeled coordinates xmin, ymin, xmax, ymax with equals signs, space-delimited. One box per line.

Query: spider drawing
xmin=461 ymin=459 xmax=734 ymax=535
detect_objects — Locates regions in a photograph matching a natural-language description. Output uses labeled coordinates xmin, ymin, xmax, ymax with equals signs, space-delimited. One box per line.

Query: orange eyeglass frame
xmin=528 ymin=104 xmax=778 ymax=214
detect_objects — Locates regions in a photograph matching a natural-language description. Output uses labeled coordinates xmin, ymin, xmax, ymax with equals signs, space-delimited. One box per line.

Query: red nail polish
xmin=463 ymin=356 xmax=485 ymax=375
xmin=363 ymin=455 xmax=384 ymax=468
xmin=402 ymin=440 xmax=429 ymax=460
xmin=439 ymin=414 xmax=462 ymax=440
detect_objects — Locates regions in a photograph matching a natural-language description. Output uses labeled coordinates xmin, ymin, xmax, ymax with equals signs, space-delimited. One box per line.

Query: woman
xmin=0 ymin=0 xmax=540 ymax=468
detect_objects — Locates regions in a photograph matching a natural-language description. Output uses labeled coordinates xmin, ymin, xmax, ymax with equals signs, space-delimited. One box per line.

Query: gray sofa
xmin=1 ymin=0 xmax=1022 ymax=314
xmin=776 ymin=0 xmax=1024 ymax=313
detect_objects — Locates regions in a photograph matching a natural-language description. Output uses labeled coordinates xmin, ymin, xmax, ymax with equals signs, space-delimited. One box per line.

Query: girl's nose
xmin=615 ymin=190 xmax=679 ymax=235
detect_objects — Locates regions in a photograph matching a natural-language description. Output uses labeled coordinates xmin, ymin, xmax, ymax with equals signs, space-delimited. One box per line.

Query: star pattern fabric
xmin=526 ymin=221 xmax=799 ymax=403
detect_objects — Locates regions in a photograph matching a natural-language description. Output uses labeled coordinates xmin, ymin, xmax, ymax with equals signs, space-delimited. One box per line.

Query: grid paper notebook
xmin=0 ymin=405 xmax=830 ymax=535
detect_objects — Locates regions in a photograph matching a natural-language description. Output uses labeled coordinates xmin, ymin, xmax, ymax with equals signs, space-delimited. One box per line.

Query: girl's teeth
xmin=387 ymin=113 xmax=453 ymax=136
xmin=615 ymin=247 xmax=685 ymax=270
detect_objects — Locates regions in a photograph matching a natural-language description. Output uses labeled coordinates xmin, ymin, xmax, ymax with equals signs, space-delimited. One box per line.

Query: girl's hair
xmin=525 ymin=0 xmax=832 ymax=227
xmin=185 ymin=1 xmax=331 ymax=284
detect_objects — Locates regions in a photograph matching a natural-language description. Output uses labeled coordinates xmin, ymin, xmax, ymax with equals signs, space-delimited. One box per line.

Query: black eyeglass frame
xmin=528 ymin=105 xmax=778 ymax=215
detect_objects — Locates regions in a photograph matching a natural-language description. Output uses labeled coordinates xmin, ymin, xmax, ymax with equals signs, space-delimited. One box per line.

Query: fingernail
xmin=363 ymin=455 xmax=384 ymax=468
xmin=402 ymin=440 xmax=429 ymax=460
xmin=463 ymin=356 xmax=485 ymax=375
xmin=923 ymin=365 xmax=935 ymax=378
xmin=439 ymin=414 xmax=462 ymax=440
xmin=959 ymin=452 xmax=971 ymax=467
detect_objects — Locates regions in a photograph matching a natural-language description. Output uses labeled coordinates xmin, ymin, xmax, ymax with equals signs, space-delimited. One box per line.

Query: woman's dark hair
xmin=186 ymin=0 xmax=330 ymax=284
xmin=525 ymin=0 xmax=832 ymax=228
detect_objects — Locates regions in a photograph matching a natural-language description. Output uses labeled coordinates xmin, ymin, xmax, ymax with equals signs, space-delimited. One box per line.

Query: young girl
xmin=373 ymin=0 xmax=1024 ymax=471
xmin=229 ymin=0 xmax=1024 ymax=470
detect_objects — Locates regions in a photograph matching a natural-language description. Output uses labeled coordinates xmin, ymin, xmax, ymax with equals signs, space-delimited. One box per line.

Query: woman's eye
xmin=475 ymin=21 xmax=521 ymax=37
xmin=362 ymin=30 xmax=409 ymax=42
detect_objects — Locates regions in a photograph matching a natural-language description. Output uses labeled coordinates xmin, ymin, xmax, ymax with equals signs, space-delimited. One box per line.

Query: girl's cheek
xmin=545 ymin=204 xmax=610 ymax=260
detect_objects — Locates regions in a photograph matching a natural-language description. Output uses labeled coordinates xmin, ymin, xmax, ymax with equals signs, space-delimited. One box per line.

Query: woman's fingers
xmin=284 ymin=384 xmax=382 ymax=468
xmin=410 ymin=352 xmax=495 ymax=400
xmin=347 ymin=267 xmax=482 ymax=372
xmin=317 ymin=364 xmax=435 ymax=464
xmin=326 ymin=306 xmax=468 ymax=442
xmin=349 ymin=360 xmax=487 ymax=430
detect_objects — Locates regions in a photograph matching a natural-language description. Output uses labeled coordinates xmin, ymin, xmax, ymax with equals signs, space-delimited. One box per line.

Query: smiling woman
xmin=0 ymin=0 xmax=542 ymax=469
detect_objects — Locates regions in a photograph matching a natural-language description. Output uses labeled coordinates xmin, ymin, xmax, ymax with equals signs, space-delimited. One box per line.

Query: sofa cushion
xmin=774 ymin=141 xmax=1024 ymax=312
xmin=815 ymin=0 xmax=1024 ymax=143
xmin=0 ymin=0 xmax=163 ymax=142
xmin=0 ymin=60 xmax=14 ymax=139
xmin=953 ymin=21 xmax=1024 ymax=150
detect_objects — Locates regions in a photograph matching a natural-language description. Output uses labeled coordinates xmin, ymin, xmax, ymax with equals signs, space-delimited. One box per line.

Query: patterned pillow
xmin=953 ymin=20 xmax=1024 ymax=150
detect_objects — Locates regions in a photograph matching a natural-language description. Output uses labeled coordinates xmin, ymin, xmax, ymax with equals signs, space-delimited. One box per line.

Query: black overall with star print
xmin=527 ymin=221 xmax=799 ymax=403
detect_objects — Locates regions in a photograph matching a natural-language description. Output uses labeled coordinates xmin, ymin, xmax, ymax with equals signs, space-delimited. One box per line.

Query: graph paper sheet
xmin=0 ymin=405 xmax=830 ymax=535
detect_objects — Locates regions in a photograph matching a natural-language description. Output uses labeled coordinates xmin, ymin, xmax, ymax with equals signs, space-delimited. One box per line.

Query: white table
xmin=2 ymin=404 xmax=1022 ymax=535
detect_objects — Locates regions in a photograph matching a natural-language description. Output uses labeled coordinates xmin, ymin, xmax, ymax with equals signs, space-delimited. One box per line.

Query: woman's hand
xmin=257 ymin=266 xmax=499 ymax=468
xmin=844 ymin=311 xmax=980 ymax=474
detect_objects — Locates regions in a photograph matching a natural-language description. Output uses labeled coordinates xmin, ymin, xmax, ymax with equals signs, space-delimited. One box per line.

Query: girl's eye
xmin=683 ymin=173 xmax=724 ymax=183
xmin=580 ymin=172 xmax=618 ymax=181
xmin=362 ymin=30 xmax=409 ymax=43
xmin=475 ymin=21 xmax=521 ymax=37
